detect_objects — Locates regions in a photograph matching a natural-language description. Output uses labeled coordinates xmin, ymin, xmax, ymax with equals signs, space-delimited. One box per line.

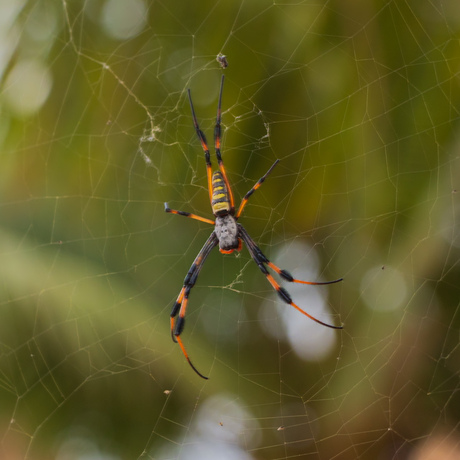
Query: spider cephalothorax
xmin=214 ymin=214 xmax=239 ymax=253
xmin=164 ymin=75 xmax=343 ymax=379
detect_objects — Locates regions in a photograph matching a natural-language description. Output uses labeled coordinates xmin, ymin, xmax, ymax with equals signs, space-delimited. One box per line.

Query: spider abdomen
xmin=211 ymin=171 xmax=231 ymax=216
xmin=215 ymin=214 xmax=239 ymax=253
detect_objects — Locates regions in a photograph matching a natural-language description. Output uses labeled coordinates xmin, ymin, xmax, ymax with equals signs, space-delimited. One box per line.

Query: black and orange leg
xmin=238 ymin=225 xmax=343 ymax=329
xmin=188 ymin=88 xmax=213 ymax=205
xmin=235 ymin=159 xmax=280 ymax=219
xmin=170 ymin=232 xmax=218 ymax=379
xmin=164 ymin=203 xmax=215 ymax=225
xmin=214 ymin=75 xmax=235 ymax=212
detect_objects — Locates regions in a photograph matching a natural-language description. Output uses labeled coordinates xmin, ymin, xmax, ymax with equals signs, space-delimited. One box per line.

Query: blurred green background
xmin=0 ymin=0 xmax=459 ymax=459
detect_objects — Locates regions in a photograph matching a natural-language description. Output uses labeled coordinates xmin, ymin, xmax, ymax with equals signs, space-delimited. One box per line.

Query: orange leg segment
xmin=236 ymin=159 xmax=280 ymax=219
xmin=238 ymin=225 xmax=343 ymax=330
xmin=164 ymin=203 xmax=214 ymax=225
xmin=169 ymin=233 xmax=218 ymax=379
xmin=214 ymin=76 xmax=235 ymax=212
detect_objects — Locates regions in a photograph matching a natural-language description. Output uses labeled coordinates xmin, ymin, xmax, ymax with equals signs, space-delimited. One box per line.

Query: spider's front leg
xmin=170 ymin=232 xmax=217 ymax=379
xmin=238 ymin=225 xmax=343 ymax=329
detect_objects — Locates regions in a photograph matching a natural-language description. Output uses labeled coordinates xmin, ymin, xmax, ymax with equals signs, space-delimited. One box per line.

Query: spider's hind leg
xmin=213 ymin=75 xmax=235 ymax=212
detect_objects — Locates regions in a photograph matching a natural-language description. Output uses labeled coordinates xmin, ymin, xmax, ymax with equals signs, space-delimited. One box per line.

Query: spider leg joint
xmin=277 ymin=286 xmax=292 ymax=304
xmin=279 ymin=269 xmax=294 ymax=282
xmin=174 ymin=316 xmax=185 ymax=336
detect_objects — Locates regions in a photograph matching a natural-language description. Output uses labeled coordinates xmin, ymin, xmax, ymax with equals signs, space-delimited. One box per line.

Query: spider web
xmin=0 ymin=0 xmax=459 ymax=459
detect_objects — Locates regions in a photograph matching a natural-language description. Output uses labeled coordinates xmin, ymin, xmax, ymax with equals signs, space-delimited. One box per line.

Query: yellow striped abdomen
xmin=211 ymin=171 xmax=231 ymax=216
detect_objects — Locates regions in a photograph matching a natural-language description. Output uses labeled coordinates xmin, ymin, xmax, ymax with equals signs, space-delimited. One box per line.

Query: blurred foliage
xmin=0 ymin=0 xmax=459 ymax=459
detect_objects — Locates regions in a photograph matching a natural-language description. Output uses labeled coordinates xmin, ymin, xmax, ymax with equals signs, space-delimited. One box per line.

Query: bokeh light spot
xmin=3 ymin=59 xmax=52 ymax=117
xmin=101 ymin=0 xmax=147 ymax=40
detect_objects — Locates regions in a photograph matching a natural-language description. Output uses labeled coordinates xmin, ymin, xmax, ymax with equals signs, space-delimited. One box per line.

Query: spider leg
xmin=235 ymin=159 xmax=280 ymax=219
xmin=170 ymin=232 xmax=218 ymax=379
xmin=238 ymin=225 xmax=343 ymax=329
xmin=188 ymin=88 xmax=214 ymax=206
xmin=164 ymin=203 xmax=215 ymax=225
xmin=214 ymin=75 xmax=235 ymax=212
xmin=239 ymin=225 xmax=342 ymax=286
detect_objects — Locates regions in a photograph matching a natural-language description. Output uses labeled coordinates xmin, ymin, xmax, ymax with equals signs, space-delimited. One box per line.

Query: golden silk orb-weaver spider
xmin=165 ymin=75 xmax=343 ymax=379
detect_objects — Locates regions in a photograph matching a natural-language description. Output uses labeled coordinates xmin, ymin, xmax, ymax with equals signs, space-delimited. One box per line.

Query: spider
xmin=165 ymin=75 xmax=343 ymax=379
xmin=216 ymin=53 xmax=228 ymax=69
